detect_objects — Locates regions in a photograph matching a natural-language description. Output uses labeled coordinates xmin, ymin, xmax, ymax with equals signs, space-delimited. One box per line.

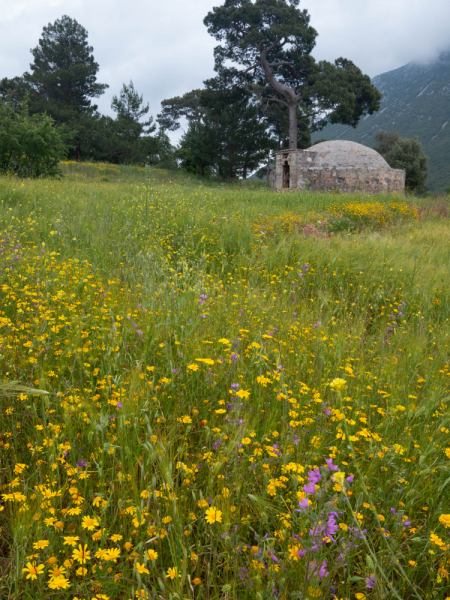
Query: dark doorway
xmin=283 ymin=161 xmax=290 ymax=189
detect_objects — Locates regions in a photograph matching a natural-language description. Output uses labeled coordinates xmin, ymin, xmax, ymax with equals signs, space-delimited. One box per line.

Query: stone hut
xmin=270 ymin=140 xmax=405 ymax=194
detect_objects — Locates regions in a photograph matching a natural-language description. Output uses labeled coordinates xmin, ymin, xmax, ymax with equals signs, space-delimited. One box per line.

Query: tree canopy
xmin=157 ymin=90 xmax=205 ymax=131
xmin=375 ymin=131 xmax=429 ymax=194
xmin=0 ymin=102 xmax=66 ymax=177
xmin=204 ymin=0 xmax=381 ymax=150
xmin=25 ymin=15 xmax=108 ymax=120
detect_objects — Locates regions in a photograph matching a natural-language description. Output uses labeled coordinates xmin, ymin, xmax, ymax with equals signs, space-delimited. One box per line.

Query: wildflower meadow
xmin=1 ymin=162 xmax=450 ymax=600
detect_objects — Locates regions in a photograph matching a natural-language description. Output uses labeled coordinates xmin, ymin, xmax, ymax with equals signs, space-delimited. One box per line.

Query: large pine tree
xmin=24 ymin=15 xmax=108 ymax=158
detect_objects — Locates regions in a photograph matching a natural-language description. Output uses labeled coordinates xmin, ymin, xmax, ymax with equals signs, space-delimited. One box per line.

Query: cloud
xmin=307 ymin=0 xmax=450 ymax=76
xmin=1 ymin=0 xmax=448 ymax=143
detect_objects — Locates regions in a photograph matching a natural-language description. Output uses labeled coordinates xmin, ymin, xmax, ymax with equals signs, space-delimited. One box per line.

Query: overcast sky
xmin=1 ymin=0 xmax=449 ymax=141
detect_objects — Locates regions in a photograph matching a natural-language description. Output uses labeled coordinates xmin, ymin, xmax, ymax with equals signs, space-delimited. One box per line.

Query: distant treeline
xmin=0 ymin=3 xmax=386 ymax=179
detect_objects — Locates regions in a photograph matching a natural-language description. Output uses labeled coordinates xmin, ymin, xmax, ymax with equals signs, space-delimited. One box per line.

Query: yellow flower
xmin=215 ymin=409 xmax=226 ymax=414
xmin=205 ymin=507 xmax=222 ymax=524
xmin=33 ymin=539 xmax=49 ymax=550
xmin=355 ymin=595 xmax=366 ymax=600
xmin=198 ymin=498 xmax=208 ymax=508
xmin=218 ymin=338 xmax=231 ymax=345
xmin=177 ymin=415 xmax=192 ymax=424
xmin=63 ymin=536 xmax=79 ymax=547
xmin=81 ymin=515 xmax=99 ymax=531
xmin=166 ymin=566 xmax=181 ymax=579
xmin=72 ymin=544 xmax=91 ymax=564
xmin=329 ymin=378 xmax=347 ymax=392
xmin=147 ymin=549 xmax=158 ymax=560
xmin=193 ymin=577 xmax=201 ymax=585
xmin=22 ymin=561 xmax=45 ymax=580
xmin=136 ymin=561 xmax=149 ymax=575
xmin=236 ymin=389 xmax=250 ymax=400
xmin=104 ymin=547 xmax=121 ymax=562
xmin=187 ymin=363 xmax=199 ymax=372
xmin=241 ymin=437 xmax=251 ymax=445
xmin=48 ymin=564 xmax=66 ymax=580
xmin=48 ymin=575 xmax=71 ymax=589
xmin=110 ymin=534 xmax=123 ymax=542
xmin=439 ymin=514 xmax=450 ymax=528
xmin=333 ymin=472 xmax=346 ymax=486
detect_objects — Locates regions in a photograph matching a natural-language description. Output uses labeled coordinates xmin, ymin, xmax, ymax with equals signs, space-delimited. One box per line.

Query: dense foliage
xmin=374 ymin=131 xmax=429 ymax=194
xmin=0 ymin=102 xmax=66 ymax=177
xmin=0 ymin=16 xmax=171 ymax=167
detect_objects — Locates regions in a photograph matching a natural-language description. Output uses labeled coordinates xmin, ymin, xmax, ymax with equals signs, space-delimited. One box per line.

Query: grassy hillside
xmin=1 ymin=163 xmax=450 ymax=599
xmin=312 ymin=51 xmax=450 ymax=192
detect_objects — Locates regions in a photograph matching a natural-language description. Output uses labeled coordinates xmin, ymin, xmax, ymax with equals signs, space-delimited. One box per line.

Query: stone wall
xmin=270 ymin=149 xmax=405 ymax=194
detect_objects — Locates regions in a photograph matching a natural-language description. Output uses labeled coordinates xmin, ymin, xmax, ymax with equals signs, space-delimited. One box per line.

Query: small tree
xmin=374 ymin=131 xmax=428 ymax=194
xmin=0 ymin=102 xmax=66 ymax=177
xmin=373 ymin=131 xmax=402 ymax=156
xmin=176 ymin=77 xmax=271 ymax=179
xmin=385 ymin=137 xmax=428 ymax=195
xmin=204 ymin=0 xmax=381 ymax=150
xmin=111 ymin=81 xmax=157 ymax=163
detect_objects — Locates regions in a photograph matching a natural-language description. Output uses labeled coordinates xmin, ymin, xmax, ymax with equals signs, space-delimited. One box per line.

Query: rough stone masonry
xmin=270 ymin=140 xmax=405 ymax=194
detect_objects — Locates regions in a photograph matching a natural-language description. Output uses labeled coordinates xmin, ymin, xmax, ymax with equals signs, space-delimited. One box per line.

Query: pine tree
xmin=24 ymin=15 xmax=108 ymax=158
xmin=204 ymin=0 xmax=381 ymax=150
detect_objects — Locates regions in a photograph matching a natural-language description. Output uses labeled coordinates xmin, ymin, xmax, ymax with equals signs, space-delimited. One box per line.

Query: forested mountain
xmin=312 ymin=51 xmax=450 ymax=191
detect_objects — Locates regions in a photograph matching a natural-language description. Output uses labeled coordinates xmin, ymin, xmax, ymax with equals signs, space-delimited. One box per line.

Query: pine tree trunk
xmin=288 ymin=103 xmax=297 ymax=151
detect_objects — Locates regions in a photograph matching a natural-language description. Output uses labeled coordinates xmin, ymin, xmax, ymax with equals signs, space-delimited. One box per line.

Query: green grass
xmin=1 ymin=162 xmax=450 ymax=600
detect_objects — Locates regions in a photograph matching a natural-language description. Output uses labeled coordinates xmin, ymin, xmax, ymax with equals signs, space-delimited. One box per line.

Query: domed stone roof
xmin=304 ymin=140 xmax=390 ymax=170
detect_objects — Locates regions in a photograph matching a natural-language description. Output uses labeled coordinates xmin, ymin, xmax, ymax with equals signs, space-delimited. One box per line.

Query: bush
xmin=374 ymin=131 xmax=428 ymax=195
xmin=0 ymin=102 xmax=66 ymax=177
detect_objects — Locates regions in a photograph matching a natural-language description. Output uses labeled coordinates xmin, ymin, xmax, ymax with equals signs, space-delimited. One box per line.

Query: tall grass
xmin=1 ymin=162 xmax=450 ymax=600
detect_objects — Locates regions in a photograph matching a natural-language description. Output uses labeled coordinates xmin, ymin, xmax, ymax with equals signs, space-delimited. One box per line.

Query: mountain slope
xmin=312 ymin=51 xmax=450 ymax=191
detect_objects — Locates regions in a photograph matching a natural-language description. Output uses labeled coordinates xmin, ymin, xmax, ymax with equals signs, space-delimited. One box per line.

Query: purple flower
xmin=117 ymin=401 xmax=122 ymax=409
xmin=318 ymin=561 xmax=329 ymax=579
xmin=231 ymin=383 xmax=240 ymax=389
xmin=297 ymin=549 xmax=306 ymax=558
xmin=346 ymin=474 xmax=354 ymax=483
xmin=77 ymin=459 xmax=87 ymax=469
xmin=325 ymin=515 xmax=339 ymax=538
xmin=308 ymin=468 xmax=321 ymax=484
xmin=304 ymin=482 xmax=316 ymax=495
xmin=325 ymin=458 xmax=339 ymax=471
xmin=365 ymin=575 xmax=377 ymax=589
xmin=297 ymin=497 xmax=309 ymax=509
xmin=230 ymin=353 xmax=239 ymax=360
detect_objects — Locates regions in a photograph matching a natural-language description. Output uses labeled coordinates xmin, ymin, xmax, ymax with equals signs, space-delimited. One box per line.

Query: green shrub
xmin=0 ymin=102 xmax=66 ymax=177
